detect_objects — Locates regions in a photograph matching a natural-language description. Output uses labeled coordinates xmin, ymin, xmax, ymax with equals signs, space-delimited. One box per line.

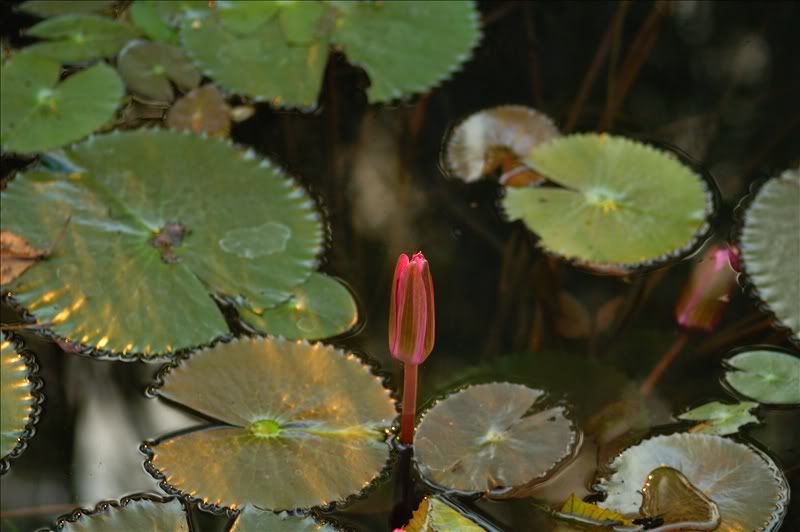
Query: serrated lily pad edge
xmin=733 ymin=175 xmax=800 ymax=345
xmin=0 ymin=333 xmax=45 ymax=475
xmin=1 ymin=129 xmax=328 ymax=362
xmin=504 ymin=137 xmax=720 ymax=274
xmin=412 ymin=381 xmax=581 ymax=497
xmin=720 ymin=344 xmax=800 ymax=407
xmin=52 ymin=493 xmax=190 ymax=530
xmin=140 ymin=335 xmax=400 ymax=515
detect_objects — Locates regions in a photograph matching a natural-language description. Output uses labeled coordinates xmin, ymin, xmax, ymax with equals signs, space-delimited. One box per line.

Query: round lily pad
xmin=444 ymin=106 xmax=560 ymax=183
xmin=25 ymin=14 xmax=138 ymax=63
xmin=180 ymin=12 xmax=328 ymax=108
xmin=722 ymin=348 xmax=800 ymax=405
xmin=166 ymin=85 xmax=231 ymax=137
xmin=143 ymin=337 xmax=397 ymax=511
xmin=239 ymin=273 xmax=358 ymax=340
xmin=405 ymin=497 xmax=485 ymax=531
xmin=217 ymin=0 xmax=281 ymax=35
xmin=739 ymin=169 xmax=800 ymax=340
xmin=1 ymin=130 xmax=322 ymax=358
xmin=414 ymin=383 xmax=578 ymax=494
xmin=677 ymin=400 xmax=759 ymax=436
xmin=129 ymin=0 xmax=179 ymax=43
xmin=597 ymin=433 xmax=789 ymax=531
xmin=0 ymin=52 xmax=123 ymax=154
xmin=331 ymin=0 xmax=481 ymax=103
xmin=56 ymin=495 xmax=189 ymax=531
xmin=117 ymin=40 xmax=201 ymax=103
xmin=502 ymin=134 xmax=714 ymax=268
xmin=1 ymin=338 xmax=43 ymax=472
xmin=19 ymin=0 xmax=115 ymax=18
xmin=230 ymin=507 xmax=337 ymax=532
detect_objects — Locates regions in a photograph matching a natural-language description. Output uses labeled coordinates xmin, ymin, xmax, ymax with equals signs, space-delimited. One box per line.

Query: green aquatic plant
xmin=56 ymin=495 xmax=189 ymax=532
xmin=116 ymin=40 xmax=201 ymax=103
xmin=143 ymin=337 xmax=397 ymax=511
xmin=24 ymin=14 xmax=138 ymax=63
xmin=677 ymin=400 xmax=759 ymax=436
xmin=19 ymin=0 xmax=115 ymax=18
xmin=738 ymin=168 xmax=800 ymax=341
xmin=0 ymin=338 xmax=43 ymax=472
xmin=413 ymin=382 xmax=578 ymax=494
xmin=0 ymin=52 xmax=123 ymax=154
xmin=1 ymin=130 xmax=322 ymax=358
xmin=239 ymin=272 xmax=358 ymax=341
xmin=503 ymin=134 xmax=713 ymax=269
xmin=404 ymin=496 xmax=485 ymax=531
xmin=229 ymin=507 xmax=338 ymax=532
xmin=722 ymin=348 xmax=800 ymax=405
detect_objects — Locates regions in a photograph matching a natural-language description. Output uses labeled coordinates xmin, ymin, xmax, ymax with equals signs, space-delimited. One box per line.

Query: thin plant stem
xmin=639 ymin=332 xmax=689 ymax=397
xmin=400 ymin=363 xmax=419 ymax=445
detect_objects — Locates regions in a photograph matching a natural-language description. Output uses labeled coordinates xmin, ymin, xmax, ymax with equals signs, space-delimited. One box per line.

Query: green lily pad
xmin=1 ymin=130 xmax=322 ymax=358
xmin=503 ymin=134 xmax=713 ymax=268
xmin=144 ymin=337 xmax=397 ymax=511
xmin=19 ymin=0 xmax=115 ymax=18
xmin=239 ymin=273 xmax=358 ymax=340
xmin=56 ymin=495 xmax=189 ymax=531
xmin=230 ymin=507 xmax=337 ymax=532
xmin=722 ymin=348 xmax=800 ymax=405
xmin=130 ymin=1 xmax=179 ymax=43
xmin=331 ymin=1 xmax=481 ymax=103
xmin=217 ymin=1 xmax=280 ymax=35
xmin=279 ymin=1 xmax=327 ymax=45
xmin=166 ymin=84 xmax=231 ymax=137
xmin=677 ymin=401 xmax=759 ymax=436
xmin=597 ymin=433 xmax=789 ymax=531
xmin=739 ymin=169 xmax=800 ymax=340
xmin=1 ymin=52 xmax=123 ymax=154
xmin=180 ymin=11 xmax=328 ymax=108
xmin=406 ymin=497 xmax=485 ymax=531
xmin=25 ymin=14 xmax=139 ymax=63
xmin=1 ymin=338 xmax=43 ymax=469
xmin=117 ymin=40 xmax=201 ymax=103
xmin=414 ymin=383 xmax=578 ymax=494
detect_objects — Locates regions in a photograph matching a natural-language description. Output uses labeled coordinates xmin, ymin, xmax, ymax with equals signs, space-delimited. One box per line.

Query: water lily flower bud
xmin=389 ymin=252 xmax=435 ymax=366
xmin=676 ymin=245 xmax=737 ymax=332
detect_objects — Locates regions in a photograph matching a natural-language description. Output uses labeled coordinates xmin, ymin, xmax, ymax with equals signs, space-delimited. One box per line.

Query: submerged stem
xmin=400 ymin=363 xmax=419 ymax=445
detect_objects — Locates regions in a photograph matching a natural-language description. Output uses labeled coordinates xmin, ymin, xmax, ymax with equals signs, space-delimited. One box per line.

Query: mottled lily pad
xmin=722 ymin=348 xmax=800 ymax=405
xmin=25 ymin=14 xmax=138 ymax=63
xmin=230 ymin=507 xmax=337 ymax=532
xmin=166 ymin=85 xmax=231 ymax=137
xmin=144 ymin=337 xmax=396 ymax=511
xmin=56 ymin=495 xmax=189 ymax=531
xmin=503 ymin=134 xmax=713 ymax=268
xmin=739 ymin=169 xmax=800 ymax=340
xmin=444 ymin=106 xmax=560 ymax=183
xmin=1 ymin=130 xmax=322 ymax=358
xmin=597 ymin=433 xmax=789 ymax=531
xmin=19 ymin=0 xmax=115 ymax=18
xmin=117 ymin=40 xmax=201 ymax=103
xmin=0 ymin=52 xmax=123 ymax=154
xmin=677 ymin=401 xmax=759 ymax=436
xmin=331 ymin=1 xmax=481 ymax=103
xmin=239 ymin=273 xmax=358 ymax=340
xmin=405 ymin=497 xmax=485 ymax=531
xmin=414 ymin=383 xmax=578 ymax=494
xmin=640 ymin=466 xmax=721 ymax=530
xmin=1 ymin=339 xmax=43 ymax=471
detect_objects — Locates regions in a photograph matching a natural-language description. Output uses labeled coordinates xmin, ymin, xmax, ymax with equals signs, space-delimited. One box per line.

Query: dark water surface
xmin=2 ymin=1 xmax=799 ymax=530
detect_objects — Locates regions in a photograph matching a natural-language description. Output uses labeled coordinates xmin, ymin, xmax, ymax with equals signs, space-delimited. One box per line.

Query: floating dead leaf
xmin=167 ymin=85 xmax=231 ymax=137
xmin=0 ymin=230 xmax=47 ymax=285
xmin=553 ymin=493 xmax=633 ymax=527
xmin=640 ymin=466 xmax=721 ymax=530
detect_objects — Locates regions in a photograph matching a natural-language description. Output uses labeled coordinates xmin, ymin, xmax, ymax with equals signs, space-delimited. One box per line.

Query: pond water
xmin=1 ymin=1 xmax=799 ymax=531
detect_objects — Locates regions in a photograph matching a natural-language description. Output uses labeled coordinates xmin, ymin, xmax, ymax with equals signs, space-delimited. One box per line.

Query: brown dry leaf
xmin=1 ymin=230 xmax=47 ymax=285
xmin=167 ymin=85 xmax=231 ymax=138
xmin=640 ymin=466 xmax=721 ymax=529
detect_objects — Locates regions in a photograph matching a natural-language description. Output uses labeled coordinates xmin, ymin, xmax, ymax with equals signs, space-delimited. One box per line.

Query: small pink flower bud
xmin=675 ymin=245 xmax=737 ymax=332
xmin=388 ymin=252 xmax=435 ymax=366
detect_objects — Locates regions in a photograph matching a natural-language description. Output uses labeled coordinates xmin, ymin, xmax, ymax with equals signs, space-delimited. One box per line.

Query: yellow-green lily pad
xmin=722 ymin=348 xmax=800 ymax=406
xmin=0 ymin=52 xmax=123 ymax=154
xmin=117 ymin=40 xmax=201 ymax=103
xmin=143 ymin=337 xmax=397 ymax=511
xmin=739 ymin=168 xmax=800 ymax=341
xmin=414 ymin=383 xmax=578 ymax=494
xmin=677 ymin=401 xmax=759 ymax=436
xmin=1 ymin=338 xmax=43 ymax=472
xmin=405 ymin=497 xmax=485 ymax=531
xmin=25 ymin=14 xmax=138 ymax=63
xmin=19 ymin=0 xmax=115 ymax=18
xmin=503 ymin=134 xmax=713 ymax=268
xmin=239 ymin=273 xmax=358 ymax=340
xmin=229 ymin=507 xmax=337 ymax=532
xmin=1 ymin=130 xmax=322 ymax=358
xmin=56 ymin=495 xmax=189 ymax=531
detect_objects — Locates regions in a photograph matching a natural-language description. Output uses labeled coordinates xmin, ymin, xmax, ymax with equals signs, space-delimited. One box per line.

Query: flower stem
xmin=400 ymin=363 xmax=419 ymax=445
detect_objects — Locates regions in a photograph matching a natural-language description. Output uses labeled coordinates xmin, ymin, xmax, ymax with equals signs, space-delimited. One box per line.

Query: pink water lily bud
xmin=676 ymin=245 xmax=737 ymax=332
xmin=389 ymin=252 xmax=435 ymax=366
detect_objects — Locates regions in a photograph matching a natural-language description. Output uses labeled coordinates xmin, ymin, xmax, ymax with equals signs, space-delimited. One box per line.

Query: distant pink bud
xmin=676 ymin=245 xmax=737 ymax=332
xmin=388 ymin=252 xmax=435 ymax=365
